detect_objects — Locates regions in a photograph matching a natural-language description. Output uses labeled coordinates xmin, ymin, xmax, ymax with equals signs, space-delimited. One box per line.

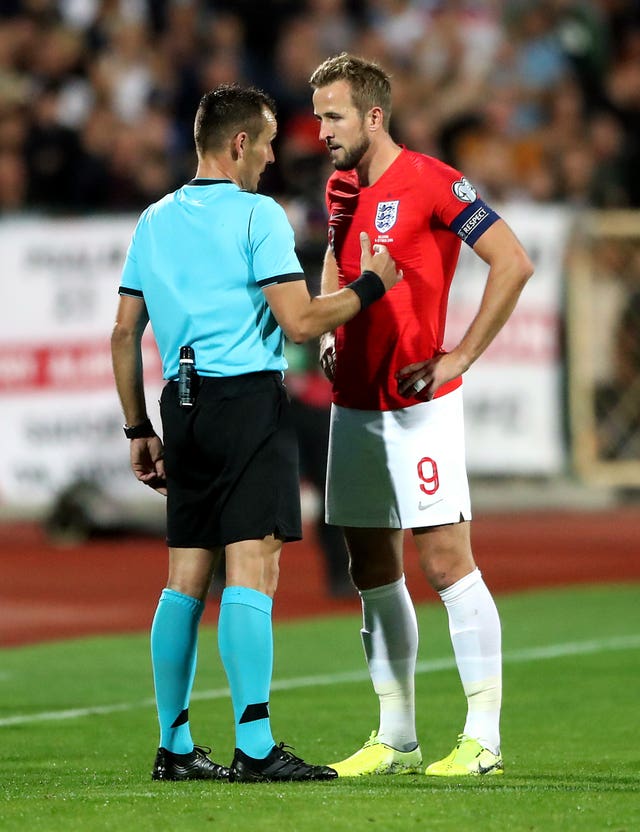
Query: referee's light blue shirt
xmin=119 ymin=180 xmax=304 ymax=379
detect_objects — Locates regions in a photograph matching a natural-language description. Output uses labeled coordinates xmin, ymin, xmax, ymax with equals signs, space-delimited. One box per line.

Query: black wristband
xmin=347 ymin=270 xmax=386 ymax=310
xmin=123 ymin=418 xmax=155 ymax=439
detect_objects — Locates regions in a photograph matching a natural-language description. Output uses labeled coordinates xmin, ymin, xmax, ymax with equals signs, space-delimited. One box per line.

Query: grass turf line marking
xmin=1 ymin=633 xmax=638 ymax=728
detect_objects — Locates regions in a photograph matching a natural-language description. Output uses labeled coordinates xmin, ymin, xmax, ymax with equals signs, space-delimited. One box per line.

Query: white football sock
xmin=359 ymin=575 xmax=419 ymax=752
xmin=439 ymin=568 xmax=502 ymax=754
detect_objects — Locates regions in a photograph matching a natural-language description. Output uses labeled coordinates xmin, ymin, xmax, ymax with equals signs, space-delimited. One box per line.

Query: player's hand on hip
xmin=360 ymin=231 xmax=403 ymax=291
xmin=396 ymin=359 xmax=436 ymax=400
xmin=396 ymin=352 xmax=464 ymax=400
xmin=319 ymin=331 xmax=336 ymax=381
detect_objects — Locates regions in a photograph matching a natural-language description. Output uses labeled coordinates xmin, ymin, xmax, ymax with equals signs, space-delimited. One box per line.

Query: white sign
xmin=445 ymin=204 xmax=572 ymax=473
xmin=0 ymin=217 xmax=164 ymax=511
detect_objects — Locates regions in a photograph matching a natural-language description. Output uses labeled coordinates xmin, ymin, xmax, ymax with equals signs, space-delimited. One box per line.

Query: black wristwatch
xmin=123 ymin=418 xmax=155 ymax=439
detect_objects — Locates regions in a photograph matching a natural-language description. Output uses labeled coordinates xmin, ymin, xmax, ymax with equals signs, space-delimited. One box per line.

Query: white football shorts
xmin=325 ymin=387 xmax=471 ymax=529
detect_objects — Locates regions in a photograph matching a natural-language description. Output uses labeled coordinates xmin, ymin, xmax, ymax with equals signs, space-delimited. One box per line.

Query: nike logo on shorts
xmin=418 ymin=498 xmax=444 ymax=511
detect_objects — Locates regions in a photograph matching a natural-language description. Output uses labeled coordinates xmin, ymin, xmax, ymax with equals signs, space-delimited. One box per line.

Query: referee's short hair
xmin=195 ymin=83 xmax=276 ymax=155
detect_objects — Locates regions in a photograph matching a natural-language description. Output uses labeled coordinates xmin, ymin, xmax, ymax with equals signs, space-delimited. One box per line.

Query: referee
xmin=111 ymin=83 xmax=401 ymax=783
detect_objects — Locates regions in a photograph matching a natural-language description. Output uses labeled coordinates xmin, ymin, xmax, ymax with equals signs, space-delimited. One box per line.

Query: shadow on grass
xmin=330 ymin=771 xmax=640 ymax=793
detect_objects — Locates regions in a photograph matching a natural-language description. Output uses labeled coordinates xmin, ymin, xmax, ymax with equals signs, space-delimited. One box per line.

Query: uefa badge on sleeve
xmin=452 ymin=177 xmax=477 ymax=203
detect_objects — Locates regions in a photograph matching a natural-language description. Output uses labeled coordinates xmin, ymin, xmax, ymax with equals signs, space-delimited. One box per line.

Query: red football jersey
xmin=326 ymin=147 xmax=499 ymax=410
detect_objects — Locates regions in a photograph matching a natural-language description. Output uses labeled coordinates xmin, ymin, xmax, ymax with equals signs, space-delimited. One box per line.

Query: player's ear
xmin=368 ymin=106 xmax=384 ymax=132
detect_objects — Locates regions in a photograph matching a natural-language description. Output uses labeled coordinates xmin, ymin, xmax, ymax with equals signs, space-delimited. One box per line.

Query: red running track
xmin=1 ymin=507 xmax=639 ymax=647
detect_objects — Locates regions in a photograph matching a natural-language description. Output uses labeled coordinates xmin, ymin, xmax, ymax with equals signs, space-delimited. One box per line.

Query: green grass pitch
xmin=1 ymin=584 xmax=639 ymax=831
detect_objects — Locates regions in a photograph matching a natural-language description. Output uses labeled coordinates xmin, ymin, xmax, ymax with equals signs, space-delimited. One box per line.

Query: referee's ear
xmin=232 ymin=131 xmax=249 ymax=161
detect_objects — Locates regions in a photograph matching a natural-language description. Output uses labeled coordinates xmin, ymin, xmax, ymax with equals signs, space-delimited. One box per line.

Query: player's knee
xmin=419 ymin=548 xmax=475 ymax=593
xmin=350 ymin=558 xmax=402 ymax=591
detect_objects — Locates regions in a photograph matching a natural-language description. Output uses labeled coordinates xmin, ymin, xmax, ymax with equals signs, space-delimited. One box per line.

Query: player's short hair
xmin=309 ymin=53 xmax=392 ymax=127
xmin=194 ymin=83 xmax=276 ymax=155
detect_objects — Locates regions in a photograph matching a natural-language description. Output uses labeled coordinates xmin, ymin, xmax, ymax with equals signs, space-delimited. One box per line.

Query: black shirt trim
xmin=186 ymin=178 xmax=233 ymax=186
xmin=257 ymin=272 xmax=305 ymax=287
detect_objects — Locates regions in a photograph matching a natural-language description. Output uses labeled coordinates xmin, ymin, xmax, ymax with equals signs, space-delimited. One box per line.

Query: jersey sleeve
xmin=118 ymin=212 xmax=146 ymax=297
xmin=430 ymin=162 xmax=500 ymax=247
xmin=249 ymin=197 xmax=305 ymax=287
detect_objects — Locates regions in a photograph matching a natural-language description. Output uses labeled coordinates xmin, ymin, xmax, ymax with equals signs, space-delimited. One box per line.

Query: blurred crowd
xmin=0 ymin=0 xmax=639 ymax=234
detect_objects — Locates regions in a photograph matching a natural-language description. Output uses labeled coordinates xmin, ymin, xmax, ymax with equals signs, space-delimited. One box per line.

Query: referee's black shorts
xmin=160 ymin=371 xmax=302 ymax=549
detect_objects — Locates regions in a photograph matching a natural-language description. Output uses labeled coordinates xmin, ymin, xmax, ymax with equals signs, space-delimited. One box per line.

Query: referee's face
xmin=240 ymin=108 xmax=277 ymax=193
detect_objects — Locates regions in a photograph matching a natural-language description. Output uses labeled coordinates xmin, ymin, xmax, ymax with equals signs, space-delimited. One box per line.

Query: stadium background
xmin=1 ymin=0 xmax=639 ymax=648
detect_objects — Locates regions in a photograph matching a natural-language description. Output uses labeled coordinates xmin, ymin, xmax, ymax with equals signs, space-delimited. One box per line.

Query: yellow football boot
xmin=425 ymin=735 xmax=503 ymax=777
xmin=329 ymin=731 xmax=422 ymax=777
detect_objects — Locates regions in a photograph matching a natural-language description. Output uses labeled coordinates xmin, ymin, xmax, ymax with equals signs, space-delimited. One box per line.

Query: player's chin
xmin=332 ymin=156 xmax=352 ymax=172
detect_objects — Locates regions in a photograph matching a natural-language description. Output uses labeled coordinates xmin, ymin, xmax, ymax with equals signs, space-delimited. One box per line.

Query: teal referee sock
xmin=150 ymin=588 xmax=204 ymax=754
xmin=218 ymin=586 xmax=275 ymax=759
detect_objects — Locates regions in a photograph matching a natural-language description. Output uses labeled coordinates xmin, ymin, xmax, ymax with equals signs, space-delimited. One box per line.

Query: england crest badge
xmin=375 ymin=200 xmax=399 ymax=233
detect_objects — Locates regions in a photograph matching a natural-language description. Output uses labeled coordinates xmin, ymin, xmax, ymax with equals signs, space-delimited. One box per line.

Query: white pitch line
xmin=0 ymin=633 xmax=638 ymax=728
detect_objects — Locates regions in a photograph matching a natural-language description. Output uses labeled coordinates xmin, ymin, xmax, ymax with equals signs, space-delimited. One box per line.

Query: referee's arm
xmin=111 ymin=293 xmax=150 ymax=427
xmin=264 ymin=232 xmax=402 ymax=343
xmin=111 ymin=293 xmax=167 ymax=494
xmin=263 ymin=278 xmax=362 ymax=344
